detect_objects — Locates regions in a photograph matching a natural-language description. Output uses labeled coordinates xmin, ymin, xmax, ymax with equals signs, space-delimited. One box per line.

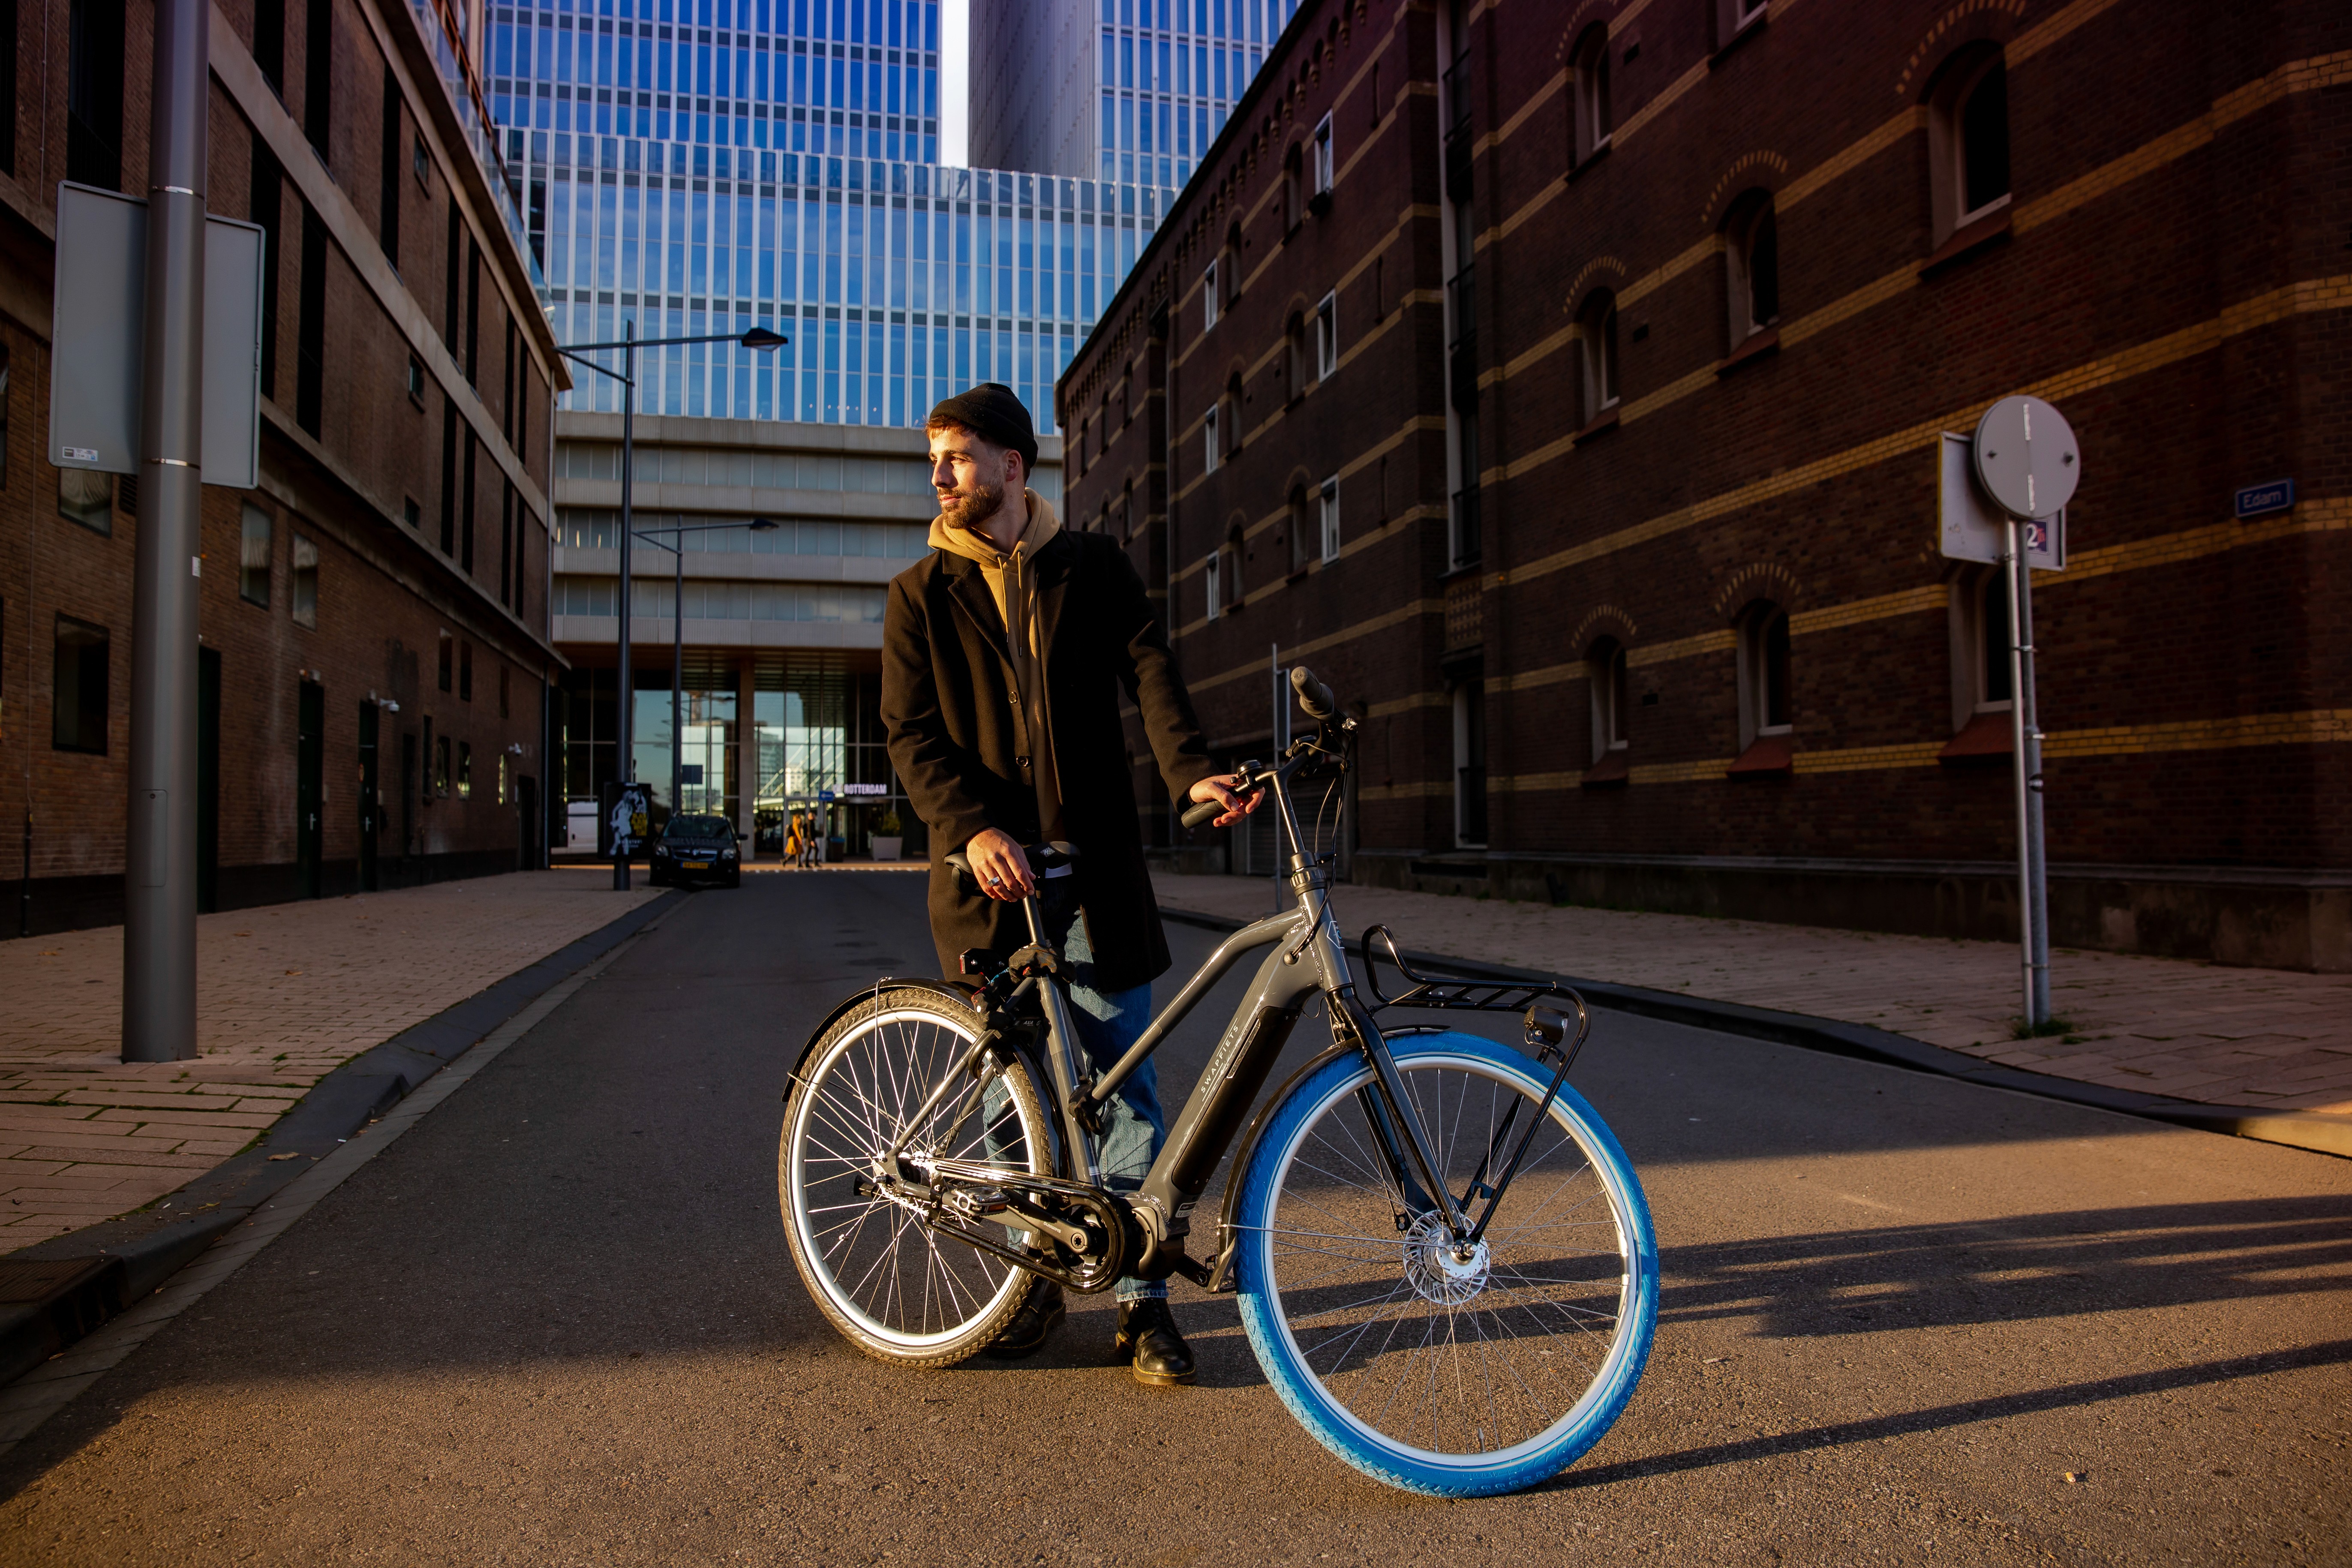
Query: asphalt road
xmin=2 ymin=870 xmax=2347 ymax=1566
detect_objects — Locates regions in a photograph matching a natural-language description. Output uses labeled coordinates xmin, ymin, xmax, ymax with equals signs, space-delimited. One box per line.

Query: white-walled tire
xmin=781 ymin=987 xmax=1051 ymax=1366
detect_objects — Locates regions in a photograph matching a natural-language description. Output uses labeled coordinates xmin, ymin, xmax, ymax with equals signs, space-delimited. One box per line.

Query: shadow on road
xmin=1658 ymin=1194 xmax=2352 ymax=1338
xmin=1551 ymin=1337 xmax=2352 ymax=1492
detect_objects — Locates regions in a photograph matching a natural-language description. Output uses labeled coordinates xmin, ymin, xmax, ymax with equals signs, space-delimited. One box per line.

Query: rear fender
xmin=782 ymin=977 xmax=983 ymax=1100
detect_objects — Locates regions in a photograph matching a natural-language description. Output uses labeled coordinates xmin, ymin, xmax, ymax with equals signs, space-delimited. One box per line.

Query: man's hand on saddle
xmin=965 ymin=826 xmax=1037 ymax=901
xmin=1188 ymin=772 xmax=1266 ymax=829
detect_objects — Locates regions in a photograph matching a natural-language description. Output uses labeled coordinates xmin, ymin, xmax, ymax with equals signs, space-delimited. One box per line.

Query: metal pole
xmin=2003 ymin=520 xmax=2035 ymax=1026
xmin=2016 ymin=538 xmax=2051 ymax=1025
xmin=123 ymin=0 xmax=207 ymax=1063
xmin=671 ymin=534 xmax=683 ymax=818
xmin=613 ymin=322 xmax=635 ymax=890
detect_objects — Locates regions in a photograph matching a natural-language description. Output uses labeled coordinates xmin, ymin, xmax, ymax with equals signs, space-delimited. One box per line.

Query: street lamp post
xmin=631 ymin=518 xmax=780 ymax=823
xmin=555 ymin=323 xmax=784 ymax=889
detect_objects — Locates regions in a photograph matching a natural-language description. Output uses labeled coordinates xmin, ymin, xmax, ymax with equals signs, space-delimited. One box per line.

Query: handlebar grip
xmin=1180 ymin=798 xmax=1223 ymax=829
xmin=1290 ymin=664 xmax=1338 ymax=723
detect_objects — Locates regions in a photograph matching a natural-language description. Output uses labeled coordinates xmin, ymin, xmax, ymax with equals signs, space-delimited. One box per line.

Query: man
xmin=882 ymin=384 xmax=1260 ymax=1386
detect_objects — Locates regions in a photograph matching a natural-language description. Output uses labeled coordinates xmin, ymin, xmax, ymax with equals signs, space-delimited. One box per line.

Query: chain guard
xmin=908 ymin=1164 xmax=1132 ymax=1294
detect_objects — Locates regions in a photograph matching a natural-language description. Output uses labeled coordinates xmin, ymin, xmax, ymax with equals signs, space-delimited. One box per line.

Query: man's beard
xmin=938 ymin=475 xmax=1006 ymax=533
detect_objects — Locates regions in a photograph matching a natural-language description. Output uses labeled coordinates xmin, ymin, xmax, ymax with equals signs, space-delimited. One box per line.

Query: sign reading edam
xmin=2232 ymin=479 xmax=2294 ymax=520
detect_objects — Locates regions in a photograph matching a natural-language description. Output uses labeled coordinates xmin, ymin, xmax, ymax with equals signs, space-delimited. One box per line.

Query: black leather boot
xmin=1114 ymin=1298 xmax=1196 ymax=1386
xmin=983 ymin=1280 xmax=1065 ymax=1359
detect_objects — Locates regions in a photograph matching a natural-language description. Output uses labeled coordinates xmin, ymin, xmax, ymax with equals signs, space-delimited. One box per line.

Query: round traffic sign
xmin=1972 ymin=395 xmax=2079 ymax=520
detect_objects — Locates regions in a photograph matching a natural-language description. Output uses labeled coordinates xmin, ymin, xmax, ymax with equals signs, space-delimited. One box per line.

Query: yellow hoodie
xmin=927 ymin=491 xmax=1065 ymax=840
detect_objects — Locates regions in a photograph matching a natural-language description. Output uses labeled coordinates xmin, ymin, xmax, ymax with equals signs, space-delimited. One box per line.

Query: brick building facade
xmin=0 ymin=0 xmax=563 ymax=934
xmin=1062 ymin=0 xmax=2350 ymax=970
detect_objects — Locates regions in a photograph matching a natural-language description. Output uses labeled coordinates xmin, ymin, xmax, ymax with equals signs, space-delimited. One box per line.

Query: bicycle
xmin=778 ymin=667 xmax=1658 ymax=1496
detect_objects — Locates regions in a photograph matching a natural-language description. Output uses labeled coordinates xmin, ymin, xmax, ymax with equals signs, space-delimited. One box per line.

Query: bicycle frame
xmin=941 ymin=729 xmax=1472 ymax=1291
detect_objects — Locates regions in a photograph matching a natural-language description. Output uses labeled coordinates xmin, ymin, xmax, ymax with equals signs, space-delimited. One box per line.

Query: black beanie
xmin=926 ymin=382 xmax=1038 ymax=475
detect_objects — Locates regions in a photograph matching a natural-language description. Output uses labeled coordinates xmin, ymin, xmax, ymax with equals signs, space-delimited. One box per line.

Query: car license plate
xmin=684 ymin=860 xmax=711 ymax=871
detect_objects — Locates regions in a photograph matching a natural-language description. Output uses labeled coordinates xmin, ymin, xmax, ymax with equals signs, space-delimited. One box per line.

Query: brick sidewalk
xmin=1152 ymin=872 xmax=2352 ymax=1116
xmin=0 ymin=871 xmax=664 ymax=1255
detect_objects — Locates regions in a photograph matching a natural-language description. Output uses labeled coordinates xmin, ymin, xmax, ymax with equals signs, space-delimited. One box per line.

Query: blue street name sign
xmin=2233 ymin=478 xmax=2294 ymax=519
xmin=818 ymin=790 xmax=836 ymax=803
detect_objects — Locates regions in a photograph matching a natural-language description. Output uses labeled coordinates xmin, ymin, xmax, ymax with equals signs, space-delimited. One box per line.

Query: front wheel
xmin=1234 ymin=1032 xmax=1658 ymax=1497
xmin=781 ymin=985 xmax=1054 ymax=1366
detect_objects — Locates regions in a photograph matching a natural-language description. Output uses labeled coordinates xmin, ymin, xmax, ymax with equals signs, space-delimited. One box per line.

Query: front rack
xmin=1358 ymin=924 xmax=1592 ymax=1069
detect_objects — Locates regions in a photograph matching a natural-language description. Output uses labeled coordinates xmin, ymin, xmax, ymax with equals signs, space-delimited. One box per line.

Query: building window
xmin=291 ymin=532 xmax=318 ymax=627
xmin=1310 ymin=113 xmax=1334 ymax=199
xmin=65 ymin=0 xmax=125 ymax=190
xmin=1202 ymin=259 xmax=1219 ymax=329
xmin=1737 ymin=601 xmax=1793 ymax=749
xmin=1223 ymin=373 xmax=1244 ymax=458
xmin=0 ymin=345 xmax=11 ymax=486
xmin=434 ymin=731 xmax=451 ymax=796
xmin=1282 ymin=143 xmax=1304 ymax=233
xmin=1577 ymin=289 xmax=1620 ymax=424
xmin=437 ymin=632 xmax=453 ymax=692
xmin=458 ymin=640 xmax=473 ymax=701
xmin=1202 ymin=404 xmax=1220 ymax=474
xmin=51 ymin=614 xmax=109 ymax=754
xmin=239 ymin=504 xmax=272 ymax=606
xmin=1715 ymin=0 xmax=1769 ymax=50
xmin=1951 ymin=565 xmax=2015 ymax=726
xmin=457 ymin=740 xmax=472 ymax=798
xmin=1587 ymin=637 xmax=1629 ymax=763
xmin=1570 ymin=24 xmax=1611 ymax=165
xmin=498 ymin=752 xmax=509 ymax=805
xmin=1283 ymin=312 xmax=1306 ymax=403
xmin=58 ymin=469 xmax=111 ymax=535
xmin=1930 ymin=48 xmax=2011 ymax=243
xmin=1724 ymin=191 xmax=1780 ymax=346
xmin=406 ymin=354 xmax=425 ymax=402
xmin=1454 ymin=679 xmax=1487 ymax=847
xmin=1287 ymin=486 xmax=1312 ymax=575
xmin=1315 ymin=291 xmax=1337 ymax=381
xmin=1204 ymin=551 xmax=1223 ymax=619
xmin=1319 ymin=477 xmax=1340 ymax=563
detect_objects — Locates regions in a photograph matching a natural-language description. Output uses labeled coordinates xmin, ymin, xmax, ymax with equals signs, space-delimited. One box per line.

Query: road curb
xmin=1154 ymin=904 xmax=2352 ymax=1162
xmin=0 ymin=889 xmax=682 ymax=1385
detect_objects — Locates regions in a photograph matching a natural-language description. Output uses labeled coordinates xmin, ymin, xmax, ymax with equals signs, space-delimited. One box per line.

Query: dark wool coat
xmin=882 ymin=529 xmax=1219 ymax=991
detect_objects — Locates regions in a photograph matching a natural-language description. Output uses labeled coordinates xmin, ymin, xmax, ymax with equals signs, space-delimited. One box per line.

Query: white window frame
xmin=1202 ymin=404 xmax=1220 ymax=474
xmin=1724 ymin=193 xmax=1780 ymax=346
xmin=1588 ymin=640 xmax=1628 ymax=763
xmin=1202 ymin=259 xmax=1220 ymax=330
xmin=1311 ymin=112 xmax=1334 ymax=195
xmin=1578 ymin=291 xmax=1620 ymax=421
xmin=1928 ymin=48 xmax=2013 ymax=244
xmin=1570 ymin=25 xmax=1611 ymax=164
xmin=1318 ymin=476 xmax=1340 ymax=563
xmin=1205 ymin=553 xmax=1223 ymax=619
xmin=1735 ymin=601 xmax=1793 ymax=750
xmin=1315 ymin=291 xmax=1337 ymax=381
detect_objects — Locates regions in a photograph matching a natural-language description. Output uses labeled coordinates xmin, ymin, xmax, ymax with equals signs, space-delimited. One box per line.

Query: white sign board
xmin=1940 ymin=433 xmax=2065 ymax=570
xmin=48 ymin=182 xmax=264 ymax=490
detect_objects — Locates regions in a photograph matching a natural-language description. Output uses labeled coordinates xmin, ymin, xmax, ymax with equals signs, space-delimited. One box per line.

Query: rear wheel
xmin=781 ymin=986 xmax=1053 ymax=1366
xmin=1235 ymin=1033 xmax=1658 ymax=1496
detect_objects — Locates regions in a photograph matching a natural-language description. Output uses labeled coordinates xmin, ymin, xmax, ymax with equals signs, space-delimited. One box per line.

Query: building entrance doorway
xmin=297 ymin=681 xmax=325 ymax=898
xmin=357 ymin=701 xmax=380 ymax=891
xmin=198 ymin=648 xmax=221 ymax=912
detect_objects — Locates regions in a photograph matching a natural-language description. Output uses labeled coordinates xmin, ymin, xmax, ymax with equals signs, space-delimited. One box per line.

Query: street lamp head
xmin=741 ymin=326 xmax=788 ymax=351
xmin=750 ymin=518 xmax=781 ymax=532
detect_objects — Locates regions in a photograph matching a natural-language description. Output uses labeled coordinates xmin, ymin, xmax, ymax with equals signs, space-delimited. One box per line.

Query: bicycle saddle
xmin=943 ymin=841 xmax=1079 ymax=892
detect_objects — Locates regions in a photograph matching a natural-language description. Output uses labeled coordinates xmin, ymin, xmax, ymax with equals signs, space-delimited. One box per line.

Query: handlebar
xmin=1178 ymin=665 xmax=1347 ymax=830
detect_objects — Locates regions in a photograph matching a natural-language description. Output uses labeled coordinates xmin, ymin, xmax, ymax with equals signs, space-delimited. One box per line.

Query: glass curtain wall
xmin=491 ymin=0 xmax=1215 ymax=432
xmin=751 ymin=661 xmax=907 ymax=857
xmin=1099 ymin=0 xmax=1290 ymax=188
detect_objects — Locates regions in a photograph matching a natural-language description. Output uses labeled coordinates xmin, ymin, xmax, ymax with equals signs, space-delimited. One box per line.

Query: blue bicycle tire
xmin=1234 ymin=1032 xmax=1658 ymax=1497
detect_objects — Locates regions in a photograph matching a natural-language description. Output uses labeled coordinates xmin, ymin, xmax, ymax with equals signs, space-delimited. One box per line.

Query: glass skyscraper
xmin=488 ymin=0 xmax=1295 ymax=432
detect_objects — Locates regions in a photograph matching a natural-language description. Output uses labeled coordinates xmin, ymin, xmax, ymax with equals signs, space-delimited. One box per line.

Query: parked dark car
xmin=649 ymin=814 xmax=742 ymax=888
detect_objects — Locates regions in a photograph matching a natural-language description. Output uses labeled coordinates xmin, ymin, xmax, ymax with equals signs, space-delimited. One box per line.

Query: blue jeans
xmin=985 ymin=883 xmax=1167 ymax=1303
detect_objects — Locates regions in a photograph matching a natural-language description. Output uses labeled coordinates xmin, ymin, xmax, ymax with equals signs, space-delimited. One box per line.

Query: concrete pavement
xmin=0 ymin=871 xmax=665 ymax=1255
xmin=0 ymin=871 xmax=2346 ymax=1565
